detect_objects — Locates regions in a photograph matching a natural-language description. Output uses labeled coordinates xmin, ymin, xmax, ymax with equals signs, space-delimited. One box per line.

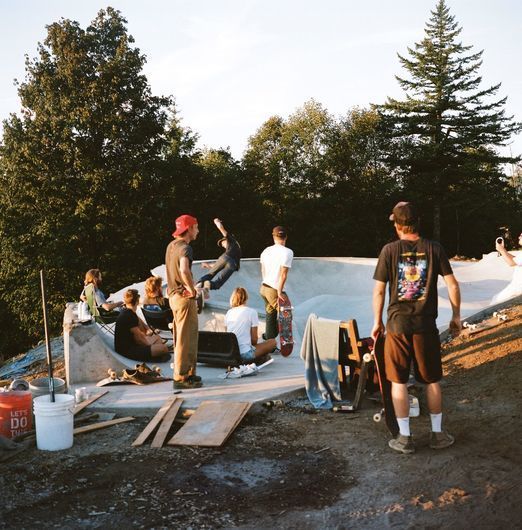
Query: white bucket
xmin=33 ymin=394 xmax=75 ymax=451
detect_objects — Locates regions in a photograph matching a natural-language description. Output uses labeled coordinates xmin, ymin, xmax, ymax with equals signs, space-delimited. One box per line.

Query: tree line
xmin=0 ymin=1 xmax=520 ymax=360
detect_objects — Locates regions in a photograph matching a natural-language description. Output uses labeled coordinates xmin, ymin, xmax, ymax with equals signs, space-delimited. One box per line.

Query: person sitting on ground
xmin=142 ymin=276 xmax=169 ymax=311
xmin=114 ymin=289 xmax=170 ymax=362
xmin=491 ymin=232 xmax=522 ymax=304
xmin=225 ymin=287 xmax=276 ymax=364
xmin=196 ymin=218 xmax=241 ymax=291
xmin=80 ymin=268 xmax=123 ymax=312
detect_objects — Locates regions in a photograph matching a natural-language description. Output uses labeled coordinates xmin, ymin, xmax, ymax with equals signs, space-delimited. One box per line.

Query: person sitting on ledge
xmin=492 ymin=232 xmax=522 ymax=304
xmin=142 ymin=276 xmax=169 ymax=311
xmin=114 ymin=289 xmax=170 ymax=362
xmin=80 ymin=268 xmax=123 ymax=312
xmin=225 ymin=287 xmax=276 ymax=364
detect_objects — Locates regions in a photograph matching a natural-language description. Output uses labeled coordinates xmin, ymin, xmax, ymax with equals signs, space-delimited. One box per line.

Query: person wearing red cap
xmin=165 ymin=214 xmax=202 ymax=389
xmin=371 ymin=202 xmax=461 ymax=454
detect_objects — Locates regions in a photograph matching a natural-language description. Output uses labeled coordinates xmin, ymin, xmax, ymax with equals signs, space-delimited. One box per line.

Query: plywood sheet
xmin=150 ymin=398 xmax=184 ymax=448
xmin=167 ymin=401 xmax=251 ymax=447
xmin=132 ymin=396 xmax=180 ymax=447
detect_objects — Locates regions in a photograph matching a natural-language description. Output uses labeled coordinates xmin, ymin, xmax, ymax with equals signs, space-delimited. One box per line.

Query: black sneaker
xmin=188 ymin=374 xmax=202 ymax=383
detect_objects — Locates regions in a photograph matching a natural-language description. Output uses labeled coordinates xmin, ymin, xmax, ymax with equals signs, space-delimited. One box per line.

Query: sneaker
xmin=173 ymin=378 xmax=203 ymax=390
xmin=388 ymin=434 xmax=415 ymax=454
xmin=430 ymin=431 xmax=455 ymax=449
xmin=203 ymin=280 xmax=211 ymax=291
xmin=188 ymin=374 xmax=202 ymax=383
xmin=122 ymin=369 xmax=158 ymax=385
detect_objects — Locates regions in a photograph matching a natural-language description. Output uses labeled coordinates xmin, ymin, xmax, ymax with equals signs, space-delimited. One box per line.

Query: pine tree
xmin=379 ymin=0 xmax=521 ymax=250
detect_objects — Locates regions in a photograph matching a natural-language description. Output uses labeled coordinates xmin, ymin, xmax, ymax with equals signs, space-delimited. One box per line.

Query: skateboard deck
xmin=372 ymin=333 xmax=399 ymax=437
xmin=462 ymin=312 xmax=509 ymax=337
xmin=277 ymin=294 xmax=294 ymax=357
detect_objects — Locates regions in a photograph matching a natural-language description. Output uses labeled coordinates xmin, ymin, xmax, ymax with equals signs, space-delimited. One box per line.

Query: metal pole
xmin=40 ymin=269 xmax=55 ymax=402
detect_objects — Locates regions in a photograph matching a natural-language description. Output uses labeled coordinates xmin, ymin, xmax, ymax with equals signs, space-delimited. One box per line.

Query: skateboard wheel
xmin=363 ymin=353 xmax=372 ymax=363
xmin=463 ymin=321 xmax=469 ymax=328
xmin=373 ymin=412 xmax=382 ymax=423
xmin=108 ymin=370 xmax=117 ymax=380
xmin=493 ymin=311 xmax=499 ymax=317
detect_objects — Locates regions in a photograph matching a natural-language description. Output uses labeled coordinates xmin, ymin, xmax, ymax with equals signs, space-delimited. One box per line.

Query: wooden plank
xmin=167 ymin=401 xmax=251 ymax=447
xmin=73 ymin=390 xmax=109 ymax=416
xmin=73 ymin=416 xmax=134 ymax=435
xmin=150 ymin=398 xmax=184 ymax=448
xmin=131 ymin=396 xmax=179 ymax=447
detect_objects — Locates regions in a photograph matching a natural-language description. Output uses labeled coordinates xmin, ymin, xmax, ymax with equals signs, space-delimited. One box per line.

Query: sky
xmin=0 ymin=0 xmax=521 ymax=160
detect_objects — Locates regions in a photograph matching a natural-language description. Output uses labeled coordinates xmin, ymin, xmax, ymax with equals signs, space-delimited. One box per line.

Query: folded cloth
xmin=300 ymin=314 xmax=341 ymax=409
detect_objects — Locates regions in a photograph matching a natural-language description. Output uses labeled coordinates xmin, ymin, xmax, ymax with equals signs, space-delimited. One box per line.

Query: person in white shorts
xmin=225 ymin=287 xmax=276 ymax=363
xmin=259 ymin=226 xmax=294 ymax=340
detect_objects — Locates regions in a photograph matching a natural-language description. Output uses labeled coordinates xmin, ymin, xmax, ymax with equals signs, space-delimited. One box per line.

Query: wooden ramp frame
xmin=168 ymin=401 xmax=251 ymax=447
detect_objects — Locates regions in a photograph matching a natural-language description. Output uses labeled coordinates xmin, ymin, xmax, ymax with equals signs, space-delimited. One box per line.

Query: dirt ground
xmin=1 ymin=305 xmax=521 ymax=529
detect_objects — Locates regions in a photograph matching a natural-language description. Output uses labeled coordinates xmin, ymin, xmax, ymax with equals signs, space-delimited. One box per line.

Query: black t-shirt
xmin=223 ymin=234 xmax=241 ymax=270
xmin=373 ymin=238 xmax=453 ymax=334
xmin=114 ymin=308 xmax=140 ymax=354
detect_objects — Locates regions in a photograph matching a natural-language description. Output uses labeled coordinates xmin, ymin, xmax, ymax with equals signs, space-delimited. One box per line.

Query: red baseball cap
xmin=172 ymin=214 xmax=198 ymax=236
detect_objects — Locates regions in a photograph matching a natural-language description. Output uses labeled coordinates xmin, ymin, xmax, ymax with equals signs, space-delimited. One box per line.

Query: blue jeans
xmin=198 ymin=254 xmax=237 ymax=290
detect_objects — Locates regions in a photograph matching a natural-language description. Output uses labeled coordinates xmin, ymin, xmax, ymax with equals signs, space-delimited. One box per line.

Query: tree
xmin=378 ymin=0 xmax=521 ymax=251
xmin=0 ymin=8 xmax=182 ymax=356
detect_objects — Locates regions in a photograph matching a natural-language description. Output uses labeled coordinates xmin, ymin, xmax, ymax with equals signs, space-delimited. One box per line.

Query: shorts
xmin=240 ymin=346 xmax=256 ymax=363
xmin=384 ymin=331 xmax=442 ymax=384
xmin=118 ymin=345 xmax=153 ymax=362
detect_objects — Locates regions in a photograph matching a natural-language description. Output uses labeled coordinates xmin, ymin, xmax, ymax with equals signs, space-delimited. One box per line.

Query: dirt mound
xmin=1 ymin=305 xmax=521 ymax=528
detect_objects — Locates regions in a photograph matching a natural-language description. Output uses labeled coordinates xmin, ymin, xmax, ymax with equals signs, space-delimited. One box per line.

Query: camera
xmin=496 ymin=237 xmax=504 ymax=245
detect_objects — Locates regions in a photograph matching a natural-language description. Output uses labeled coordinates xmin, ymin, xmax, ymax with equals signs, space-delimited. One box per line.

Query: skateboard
xmin=96 ymin=365 xmax=170 ymax=387
xmin=277 ymin=294 xmax=294 ymax=357
xmin=371 ymin=333 xmax=399 ymax=437
xmin=462 ymin=311 xmax=509 ymax=337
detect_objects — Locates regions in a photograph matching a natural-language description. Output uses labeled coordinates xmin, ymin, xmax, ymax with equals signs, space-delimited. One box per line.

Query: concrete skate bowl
xmin=147 ymin=252 xmax=518 ymax=346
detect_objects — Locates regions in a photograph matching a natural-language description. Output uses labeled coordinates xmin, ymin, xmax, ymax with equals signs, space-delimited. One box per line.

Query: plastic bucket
xmin=0 ymin=391 xmax=33 ymax=439
xmin=29 ymin=377 xmax=66 ymax=399
xmin=33 ymin=394 xmax=75 ymax=451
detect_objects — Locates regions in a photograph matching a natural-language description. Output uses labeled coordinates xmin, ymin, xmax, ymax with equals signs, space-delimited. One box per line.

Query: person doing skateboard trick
xmin=165 ymin=214 xmax=203 ymax=390
xmin=371 ymin=201 xmax=462 ymax=454
xmin=196 ymin=218 xmax=241 ymax=292
xmin=260 ymin=226 xmax=294 ymax=344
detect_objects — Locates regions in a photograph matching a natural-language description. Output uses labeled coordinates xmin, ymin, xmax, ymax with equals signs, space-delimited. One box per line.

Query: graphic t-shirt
xmin=373 ymin=238 xmax=453 ymax=333
xmin=165 ymin=239 xmax=193 ymax=296
xmin=114 ymin=308 xmax=140 ymax=355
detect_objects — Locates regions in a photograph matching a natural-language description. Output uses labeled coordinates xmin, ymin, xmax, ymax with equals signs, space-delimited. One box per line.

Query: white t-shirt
xmin=260 ymin=244 xmax=294 ymax=289
xmin=491 ymin=253 xmax=522 ymax=303
xmin=225 ymin=306 xmax=259 ymax=354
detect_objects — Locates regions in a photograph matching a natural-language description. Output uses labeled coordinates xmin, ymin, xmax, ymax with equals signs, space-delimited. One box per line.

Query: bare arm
xmin=101 ymin=301 xmax=123 ymax=311
xmin=130 ymin=326 xmax=154 ymax=346
xmin=214 ymin=218 xmax=228 ymax=238
xmin=277 ymin=266 xmax=289 ymax=300
xmin=371 ymin=281 xmax=386 ymax=341
xmin=444 ymin=273 xmax=462 ymax=337
xmin=496 ymin=240 xmax=516 ymax=267
xmin=180 ymin=256 xmax=196 ymax=297
xmin=251 ymin=326 xmax=258 ymax=346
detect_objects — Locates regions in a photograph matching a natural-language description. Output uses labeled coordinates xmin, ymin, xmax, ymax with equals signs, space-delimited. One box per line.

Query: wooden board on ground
xmin=73 ymin=417 xmax=134 ymax=435
xmin=167 ymin=401 xmax=252 ymax=447
xmin=132 ymin=395 xmax=181 ymax=447
xmin=73 ymin=390 xmax=109 ymax=416
xmin=150 ymin=398 xmax=184 ymax=448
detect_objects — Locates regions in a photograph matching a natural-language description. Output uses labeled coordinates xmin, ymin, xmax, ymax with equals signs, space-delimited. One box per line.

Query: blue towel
xmin=300 ymin=314 xmax=341 ymax=409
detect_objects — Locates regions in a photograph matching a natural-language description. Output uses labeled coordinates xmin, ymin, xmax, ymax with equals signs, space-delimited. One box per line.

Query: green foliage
xmin=0 ymin=8 xmax=186 ymax=356
xmin=377 ymin=0 xmax=521 ymax=248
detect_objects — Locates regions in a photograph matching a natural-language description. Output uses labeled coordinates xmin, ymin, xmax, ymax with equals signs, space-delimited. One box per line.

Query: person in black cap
xmin=196 ymin=218 xmax=241 ymax=291
xmin=371 ymin=201 xmax=461 ymax=454
xmin=259 ymin=226 xmax=294 ymax=341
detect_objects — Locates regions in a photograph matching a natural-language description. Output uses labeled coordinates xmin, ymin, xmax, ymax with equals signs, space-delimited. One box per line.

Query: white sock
xmin=397 ymin=417 xmax=410 ymax=437
xmin=430 ymin=413 xmax=442 ymax=433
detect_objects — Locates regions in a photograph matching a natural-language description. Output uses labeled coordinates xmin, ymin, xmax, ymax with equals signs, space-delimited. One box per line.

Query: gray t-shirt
xmin=165 ymin=239 xmax=193 ymax=296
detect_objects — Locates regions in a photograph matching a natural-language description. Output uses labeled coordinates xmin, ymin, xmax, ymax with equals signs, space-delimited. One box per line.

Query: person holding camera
xmin=492 ymin=233 xmax=522 ymax=304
